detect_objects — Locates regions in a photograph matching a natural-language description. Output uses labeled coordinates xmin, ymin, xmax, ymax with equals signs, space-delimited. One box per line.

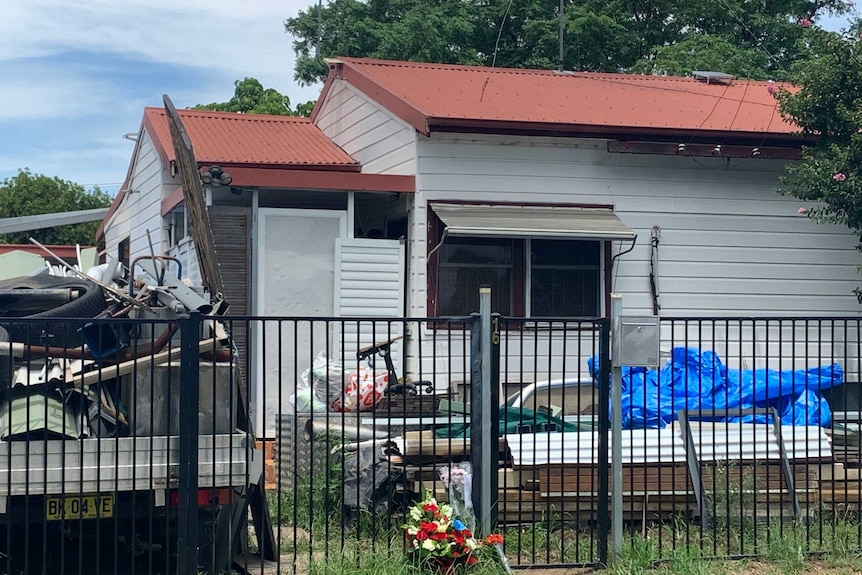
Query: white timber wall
xmin=103 ymin=130 xmax=167 ymax=266
xmin=315 ymin=80 xmax=417 ymax=175
xmin=402 ymin=134 xmax=862 ymax=383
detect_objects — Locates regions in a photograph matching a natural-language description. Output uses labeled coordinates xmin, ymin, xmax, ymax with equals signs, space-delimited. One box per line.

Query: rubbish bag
xmin=307 ymin=352 xmax=344 ymax=407
xmin=331 ymin=365 xmax=389 ymax=413
xmin=289 ymin=352 xmax=342 ymax=413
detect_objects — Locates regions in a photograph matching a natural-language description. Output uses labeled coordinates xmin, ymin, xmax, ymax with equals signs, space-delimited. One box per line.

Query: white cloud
xmin=4 ymin=0 xmax=321 ymax=102
xmin=0 ymin=0 xmax=325 ymax=186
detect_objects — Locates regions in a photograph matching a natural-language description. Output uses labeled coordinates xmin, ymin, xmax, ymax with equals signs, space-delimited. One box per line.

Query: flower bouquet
xmin=403 ymin=493 xmax=503 ymax=573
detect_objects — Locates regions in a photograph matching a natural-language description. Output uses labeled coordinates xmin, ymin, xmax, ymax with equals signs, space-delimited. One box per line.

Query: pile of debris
xmin=0 ymin=242 xmax=232 ymax=441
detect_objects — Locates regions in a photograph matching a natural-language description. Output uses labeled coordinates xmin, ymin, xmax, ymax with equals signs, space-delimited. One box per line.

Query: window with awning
xmin=428 ymin=203 xmax=634 ymax=317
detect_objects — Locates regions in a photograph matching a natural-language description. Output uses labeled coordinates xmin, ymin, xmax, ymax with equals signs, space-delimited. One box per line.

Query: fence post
xmin=177 ymin=311 xmax=201 ymax=575
xmin=470 ymin=286 xmax=498 ymax=536
xmin=610 ymin=295 xmax=623 ymax=562
xmin=597 ymin=317 xmax=611 ymax=566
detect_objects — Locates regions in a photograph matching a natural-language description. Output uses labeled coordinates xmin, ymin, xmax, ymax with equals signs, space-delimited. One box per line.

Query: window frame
xmin=427 ymin=201 xmax=614 ymax=320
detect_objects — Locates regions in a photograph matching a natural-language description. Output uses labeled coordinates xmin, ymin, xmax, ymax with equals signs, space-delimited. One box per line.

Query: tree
xmin=193 ymin=77 xmax=315 ymax=117
xmin=0 ymin=169 xmax=112 ymax=245
xmin=776 ymin=21 xmax=862 ymax=298
xmin=285 ymin=0 xmax=851 ymax=85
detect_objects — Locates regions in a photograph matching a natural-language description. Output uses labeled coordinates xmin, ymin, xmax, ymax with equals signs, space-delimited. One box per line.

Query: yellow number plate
xmin=46 ymin=495 xmax=114 ymax=521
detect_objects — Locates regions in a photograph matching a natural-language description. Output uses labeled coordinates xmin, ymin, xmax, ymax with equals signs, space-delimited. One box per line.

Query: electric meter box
xmin=613 ymin=315 xmax=660 ymax=368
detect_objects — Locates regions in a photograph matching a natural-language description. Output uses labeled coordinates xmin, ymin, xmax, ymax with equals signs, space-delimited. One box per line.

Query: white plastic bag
xmin=306 ymin=352 xmax=344 ymax=406
xmin=291 ymin=352 xmax=343 ymax=412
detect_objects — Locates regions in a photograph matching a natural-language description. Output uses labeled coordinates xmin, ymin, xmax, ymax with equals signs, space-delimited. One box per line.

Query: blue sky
xmin=0 ymin=1 xmax=855 ymax=198
xmin=1 ymin=0 xmax=321 ymax=197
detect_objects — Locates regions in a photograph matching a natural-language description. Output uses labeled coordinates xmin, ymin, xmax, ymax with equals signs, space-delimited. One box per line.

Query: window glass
xmin=433 ymin=234 xmax=602 ymax=318
xmin=531 ymin=268 xmax=599 ymax=316
xmin=530 ymin=239 xmax=600 ymax=317
xmin=438 ymin=268 xmax=512 ymax=316
xmin=438 ymin=238 xmax=513 ymax=315
xmin=439 ymin=237 xmax=512 ymax=265
xmin=531 ymin=239 xmax=599 ymax=265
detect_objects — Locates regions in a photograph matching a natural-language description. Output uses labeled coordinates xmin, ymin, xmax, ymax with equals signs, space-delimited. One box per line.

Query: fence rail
xmin=0 ymin=314 xmax=860 ymax=573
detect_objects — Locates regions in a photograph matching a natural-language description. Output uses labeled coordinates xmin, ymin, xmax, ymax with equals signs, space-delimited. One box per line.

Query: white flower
xmin=422 ymin=539 xmax=436 ymax=551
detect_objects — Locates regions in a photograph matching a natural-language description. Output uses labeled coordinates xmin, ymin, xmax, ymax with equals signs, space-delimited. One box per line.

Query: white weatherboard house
xmin=100 ymin=59 xmax=860 ymax=434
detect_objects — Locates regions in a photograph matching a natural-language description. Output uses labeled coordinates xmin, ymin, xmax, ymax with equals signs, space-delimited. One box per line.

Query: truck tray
xmin=0 ymin=433 xmax=250 ymax=496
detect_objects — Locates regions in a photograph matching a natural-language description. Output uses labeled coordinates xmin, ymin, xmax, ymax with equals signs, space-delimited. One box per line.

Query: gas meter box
xmin=613 ymin=315 xmax=660 ymax=368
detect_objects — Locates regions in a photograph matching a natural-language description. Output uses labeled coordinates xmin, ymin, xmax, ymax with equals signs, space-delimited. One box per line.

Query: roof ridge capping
xmin=144 ymin=106 xmax=310 ymax=122
xmin=339 ymin=58 xmax=785 ymax=86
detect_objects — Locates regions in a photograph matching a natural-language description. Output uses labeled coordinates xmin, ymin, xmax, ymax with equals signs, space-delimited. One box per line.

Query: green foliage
xmin=777 ymin=23 xmax=862 ymax=299
xmin=629 ymin=34 xmax=772 ymax=79
xmin=0 ymin=169 xmax=111 ymax=246
xmin=285 ymin=0 xmax=851 ymax=84
xmin=193 ymin=77 xmax=314 ymax=117
xmin=609 ymin=536 xmax=660 ymax=575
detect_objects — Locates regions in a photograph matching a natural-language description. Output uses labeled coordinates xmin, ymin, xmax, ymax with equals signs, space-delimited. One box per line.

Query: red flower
xmin=415 ymin=530 xmax=428 ymax=541
xmin=420 ymin=521 xmax=438 ymax=533
xmin=431 ymin=532 xmax=448 ymax=541
xmin=423 ymin=503 xmax=438 ymax=513
xmin=485 ymin=533 xmax=505 ymax=545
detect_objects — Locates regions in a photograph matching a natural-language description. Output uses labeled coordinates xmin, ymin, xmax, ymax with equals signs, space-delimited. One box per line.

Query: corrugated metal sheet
xmin=505 ymin=422 xmax=832 ymax=466
xmin=432 ymin=203 xmax=635 ymax=240
xmin=144 ymin=107 xmax=358 ymax=168
xmin=336 ymin=58 xmax=798 ymax=137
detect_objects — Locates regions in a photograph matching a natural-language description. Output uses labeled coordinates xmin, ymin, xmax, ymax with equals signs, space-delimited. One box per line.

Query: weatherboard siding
xmin=315 ymin=80 xmax=416 ymax=175
xmin=104 ymin=130 xmax=165 ymax=262
xmin=408 ymin=134 xmax=859 ymax=318
xmin=393 ymin=134 xmax=862 ymax=384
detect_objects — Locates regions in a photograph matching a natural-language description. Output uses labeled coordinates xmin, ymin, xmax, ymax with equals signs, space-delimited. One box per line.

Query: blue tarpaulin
xmin=588 ymin=347 xmax=843 ymax=429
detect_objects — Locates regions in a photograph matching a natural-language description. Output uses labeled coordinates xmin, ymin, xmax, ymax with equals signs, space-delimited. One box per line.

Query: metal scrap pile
xmin=0 ymin=244 xmax=232 ymax=441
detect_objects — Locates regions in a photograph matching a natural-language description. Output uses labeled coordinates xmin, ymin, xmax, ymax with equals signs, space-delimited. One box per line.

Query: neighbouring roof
xmin=321 ymin=58 xmax=802 ymax=142
xmin=143 ymin=107 xmax=359 ymax=170
xmin=0 ymin=244 xmax=88 ymax=260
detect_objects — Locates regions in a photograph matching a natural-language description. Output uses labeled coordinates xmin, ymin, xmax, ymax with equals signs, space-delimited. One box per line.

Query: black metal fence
xmin=0 ymin=313 xmax=860 ymax=574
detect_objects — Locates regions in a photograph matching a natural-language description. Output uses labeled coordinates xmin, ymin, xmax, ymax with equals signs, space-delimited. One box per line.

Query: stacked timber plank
xmin=817 ymin=462 xmax=862 ymax=505
xmin=401 ymin=421 xmax=847 ymax=525
xmin=499 ymin=422 xmax=833 ymax=524
xmin=826 ymin=425 xmax=862 ymax=468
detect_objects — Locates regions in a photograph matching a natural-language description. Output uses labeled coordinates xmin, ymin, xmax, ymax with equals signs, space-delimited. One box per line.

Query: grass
xmin=265 ymin=456 xmax=862 ymax=575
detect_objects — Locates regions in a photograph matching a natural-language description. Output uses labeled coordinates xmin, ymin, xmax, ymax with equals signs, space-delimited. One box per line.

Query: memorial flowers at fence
xmin=403 ymin=493 xmax=503 ymax=573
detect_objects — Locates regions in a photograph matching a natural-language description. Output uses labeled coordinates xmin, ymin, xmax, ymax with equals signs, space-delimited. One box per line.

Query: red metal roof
xmin=143 ymin=107 xmax=359 ymax=170
xmin=326 ymin=58 xmax=800 ymax=141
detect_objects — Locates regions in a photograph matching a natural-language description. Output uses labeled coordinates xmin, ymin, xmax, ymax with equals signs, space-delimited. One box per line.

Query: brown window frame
xmin=427 ymin=201 xmax=614 ymax=320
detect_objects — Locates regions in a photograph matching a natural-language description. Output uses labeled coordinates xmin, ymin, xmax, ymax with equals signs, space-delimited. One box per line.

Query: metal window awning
xmin=431 ymin=203 xmax=635 ymax=240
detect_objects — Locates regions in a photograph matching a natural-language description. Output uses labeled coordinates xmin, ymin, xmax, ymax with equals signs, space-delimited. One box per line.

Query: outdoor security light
xmin=201 ymin=165 xmax=232 ymax=187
